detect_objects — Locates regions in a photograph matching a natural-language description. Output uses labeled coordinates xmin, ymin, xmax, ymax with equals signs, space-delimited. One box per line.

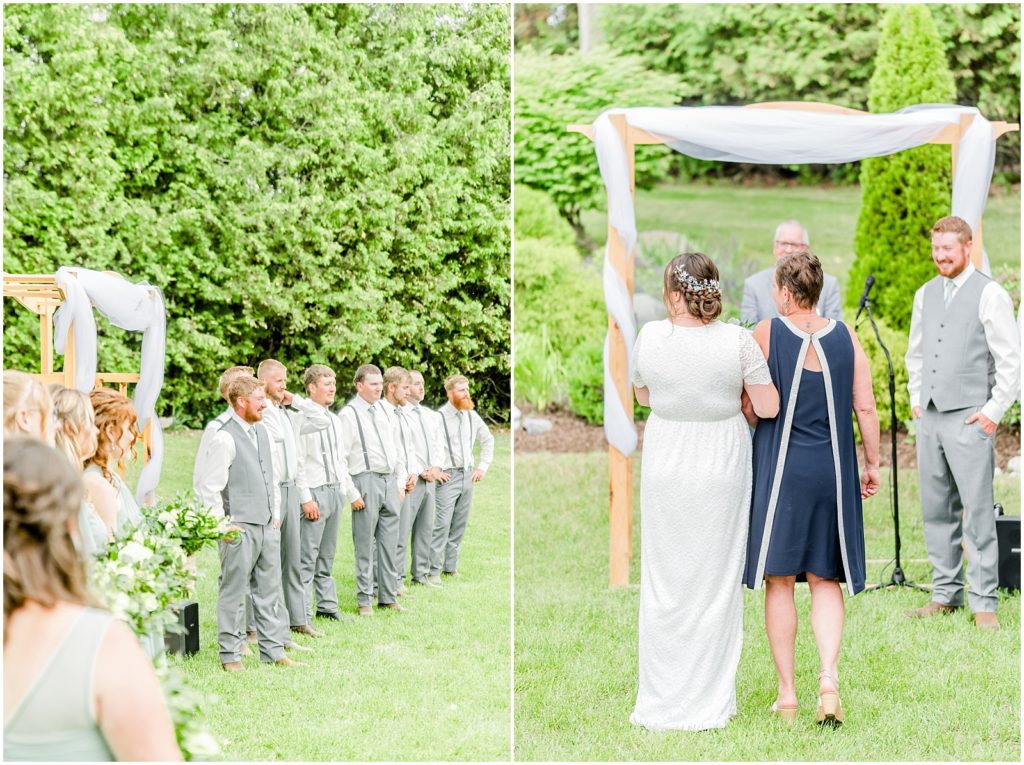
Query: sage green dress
xmin=4 ymin=608 xmax=117 ymax=761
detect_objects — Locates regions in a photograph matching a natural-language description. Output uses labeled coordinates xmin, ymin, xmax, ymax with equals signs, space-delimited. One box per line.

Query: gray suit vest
xmin=921 ymin=270 xmax=995 ymax=411
xmin=219 ymin=418 xmax=274 ymax=524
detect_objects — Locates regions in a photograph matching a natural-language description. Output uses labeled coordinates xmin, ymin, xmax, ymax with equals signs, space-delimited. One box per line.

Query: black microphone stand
xmin=859 ymin=296 xmax=930 ymax=593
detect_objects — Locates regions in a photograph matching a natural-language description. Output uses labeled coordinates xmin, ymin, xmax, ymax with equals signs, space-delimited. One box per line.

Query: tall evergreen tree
xmin=848 ymin=5 xmax=956 ymax=331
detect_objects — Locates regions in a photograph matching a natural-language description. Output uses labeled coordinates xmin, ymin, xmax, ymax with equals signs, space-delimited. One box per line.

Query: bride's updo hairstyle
xmin=774 ymin=250 xmax=824 ymax=310
xmin=663 ymin=252 xmax=723 ymax=323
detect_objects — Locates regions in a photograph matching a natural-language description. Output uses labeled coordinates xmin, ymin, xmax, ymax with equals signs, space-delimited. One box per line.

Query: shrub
xmin=3 ymin=4 xmax=510 ymax=424
xmin=856 ymin=316 xmax=911 ymax=431
xmin=514 ymin=48 xmax=684 ymax=233
xmin=848 ymin=5 xmax=956 ymax=333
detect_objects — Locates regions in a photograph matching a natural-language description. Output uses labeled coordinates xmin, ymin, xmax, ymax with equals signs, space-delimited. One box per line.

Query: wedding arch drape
xmin=592 ymin=104 xmax=1000 ymax=457
xmin=53 ymin=267 xmax=167 ymax=504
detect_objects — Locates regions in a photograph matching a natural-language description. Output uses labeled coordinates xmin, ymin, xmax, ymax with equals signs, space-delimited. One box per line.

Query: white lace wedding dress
xmin=629 ymin=319 xmax=771 ymax=731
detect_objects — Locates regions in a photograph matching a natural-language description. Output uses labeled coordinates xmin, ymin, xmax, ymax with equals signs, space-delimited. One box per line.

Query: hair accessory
xmin=673 ymin=264 xmax=721 ymax=294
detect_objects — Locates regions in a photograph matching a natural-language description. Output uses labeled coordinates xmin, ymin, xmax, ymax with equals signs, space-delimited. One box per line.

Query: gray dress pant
xmin=243 ymin=481 xmax=302 ymax=632
xmin=217 ymin=520 xmax=286 ymax=663
xmin=299 ymin=483 xmax=344 ymax=621
xmin=395 ymin=476 xmax=434 ymax=587
xmin=917 ymin=405 xmax=998 ymax=612
xmin=352 ymin=471 xmax=400 ymax=606
xmin=429 ymin=468 xmax=473 ymax=576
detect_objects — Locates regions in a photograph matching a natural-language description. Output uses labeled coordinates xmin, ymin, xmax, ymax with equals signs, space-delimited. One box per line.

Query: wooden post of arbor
xmin=569 ymin=103 xmax=1017 ymax=587
xmin=3 ymin=273 xmax=152 ymax=477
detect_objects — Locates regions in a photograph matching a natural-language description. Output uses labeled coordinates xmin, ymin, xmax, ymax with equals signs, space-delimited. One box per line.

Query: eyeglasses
xmin=774 ymin=240 xmax=805 ymax=250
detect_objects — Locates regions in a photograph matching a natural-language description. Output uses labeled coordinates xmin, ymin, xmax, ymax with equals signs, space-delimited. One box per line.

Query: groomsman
xmin=379 ymin=367 xmax=418 ymax=595
xmin=297 ymin=364 xmax=361 ymax=623
xmin=404 ymin=370 xmax=448 ymax=587
xmin=905 ymin=215 xmax=1020 ymax=630
xmin=194 ymin=375 xmax=297 ymax=670
xmin=429 ymin=374 xmax=495 ymax=581
xmin=257 ymin=359 xmax=331 ymax=638
xmin=194 ymin=365 xmax=254 ymax=469
xmin=338 ymin=364 xmax=404 ymax=615
xmin=741 ymin=220 xmax=843 ymax=324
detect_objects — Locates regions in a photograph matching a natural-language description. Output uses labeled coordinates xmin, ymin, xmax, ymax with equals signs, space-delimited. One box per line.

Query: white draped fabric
xmin=53 ymin=267 xmax=167 ymax=505
xmin=592 ymin=104 xmax=999 ymax=456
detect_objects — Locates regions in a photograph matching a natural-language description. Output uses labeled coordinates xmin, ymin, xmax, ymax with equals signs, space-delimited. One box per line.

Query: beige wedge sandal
xmin=770 ymin=700 xmax=799 ymax=722
xmin=816 ymin=670 xmax=844 ymax=726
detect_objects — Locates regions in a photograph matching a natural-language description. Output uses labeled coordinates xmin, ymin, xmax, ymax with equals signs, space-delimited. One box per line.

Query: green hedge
xmin=592 ymin=3 xmax=1020 ymax=183
xmin=848 ymin=6 xmax=956 ymax=333
xmin=4 ymin=4 xmax=510 ymax=424
xmin=514 ymin=48 xmax=684 ymax=233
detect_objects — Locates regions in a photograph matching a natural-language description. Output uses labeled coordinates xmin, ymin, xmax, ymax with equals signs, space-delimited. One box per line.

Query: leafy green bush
xmin=856 ymin=316 xmax=911 ymax=430
xmin=514 ymin=48 xmax=684 ymax=233
xmin=594 ymin=3 xmax=1019 ymax=183
xmin=514 ymin=326 xmax=566 ymax=413
xmin=848 ymin=6 xmax=956 ymax=333
xmin=4 ymin=4 xmax=510 ymax=424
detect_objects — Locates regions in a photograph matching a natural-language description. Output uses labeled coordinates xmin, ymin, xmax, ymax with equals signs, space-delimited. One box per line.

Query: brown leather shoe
xmin=221 ymin=660 xmax=244 ymax=672
xmin=246 ymin=630 xmax=257 ymax=643
xmin=290 ymin=624 xmax=322 ymax=638
xmin=273 ymin=656 xmax=304 ymax=667
xmin=378 ymin=602 xmax=407 ymax=612
xmin=974 ymin=612 xmax=1000 ymax=631
xmin=426 ymin=575 xmax=443 ymax=586
xmin=906 ymin=601 xmax=962 ymax=619
xmin=240 ymin=643 xmax=253 ymax=657
xmin=358 ymin=605 xmax=374 ymax=616
xmin=285 ymin=641 xmax=313 ymax=653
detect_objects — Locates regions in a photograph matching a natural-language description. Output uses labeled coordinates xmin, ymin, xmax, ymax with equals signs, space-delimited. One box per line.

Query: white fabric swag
xmin=53 ymin=267 xmax=167 ymax=505
xmin=593 ymin=104 xmax=999 ymax=456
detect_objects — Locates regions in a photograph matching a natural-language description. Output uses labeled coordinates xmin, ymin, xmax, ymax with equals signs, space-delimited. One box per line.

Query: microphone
xmin=854 ymin=274 xmax=875 ymax=324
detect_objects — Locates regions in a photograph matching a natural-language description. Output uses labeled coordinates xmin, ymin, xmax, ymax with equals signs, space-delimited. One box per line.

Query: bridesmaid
xmin=3 ymin=370 xmax=52 ymax=441
xmin=49 ymin=384 xmax=111 ymax=558
xmin=4 ymin=437 xmax=181 ymax=761
xmin=82 ymin=388 xmax=144 ymax=534
xmin=743 ymin=250 xmax=880 ymax=726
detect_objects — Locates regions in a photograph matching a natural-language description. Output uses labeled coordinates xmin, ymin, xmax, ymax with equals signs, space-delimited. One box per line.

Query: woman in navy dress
xmin=742 ymin=250 xmax=880 ymax=726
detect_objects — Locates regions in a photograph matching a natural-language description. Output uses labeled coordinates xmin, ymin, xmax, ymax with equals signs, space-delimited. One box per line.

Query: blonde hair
xmin=383 ymin=366 xmax=411 ymax=397
xmin=4 ymin=437 xmax=96 ymax=639
xmin=3 ymin=370 xmax=52 ymax=439
xmin=218 ymin=366 xmax=255 ymax=402
xmin=932 ymin=215 xmax=973 ymax=245
xmin=225 ymin=376 xmax=263 ymax=407
xmin=444 ymin=374 xmax=469 ymax=391
xmin=86 ymin=388 xmax=140 ymax=483
xmin=304 ymin=364 xmax=336 ymax=393
xmin=256 ymin=359 xmax=286 ymax=379
xmin=48 ymin=384 xmax=96 ymax=470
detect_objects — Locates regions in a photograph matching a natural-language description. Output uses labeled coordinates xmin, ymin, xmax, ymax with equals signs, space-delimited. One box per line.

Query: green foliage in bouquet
xmin=153 ymin=656 xmax=223 ymax=761
xmin=146 ymin=492 xmax=237 ymax=557
xmin=848 ymin=5 xmax=956 ymax=333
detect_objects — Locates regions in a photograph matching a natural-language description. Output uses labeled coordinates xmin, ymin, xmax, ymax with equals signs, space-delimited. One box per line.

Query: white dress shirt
xmin=261 ymin=393 xmax=331 ymax=497
xmin=437 ymin=403 xmax=495 ymax=472
xmin=338 ymin=396 xmax=399 ymax=477
xmin=297 ymin=404 xmax=359 ymax=504
xmin=378 ymin=398 xmax=414 ymax=478
xmin=193 ymin=410 xmax=281 ymax=521
xmin=906 ymin=262 xmax=1021 ymax=422
xmin=194 ymin=407 xmax=231 ymax=474
xmin=403 ymin=401 xmax=446 ymax=474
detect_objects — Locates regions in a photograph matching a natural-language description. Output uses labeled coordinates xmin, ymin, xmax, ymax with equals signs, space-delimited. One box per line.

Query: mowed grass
xmin=514 ymin=449 xmax=1021 ymax=761
xmin=136 ymin=430 xmax=511 ymax=761
xmin=580 ymin=182 xmax=1021 ymax=293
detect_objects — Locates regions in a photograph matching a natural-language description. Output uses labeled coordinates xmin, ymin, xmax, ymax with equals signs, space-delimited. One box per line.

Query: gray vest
xmin=921 ymin=270 xmax=995 ymax=412
xmin=219 ymin=418 xmax=274 ymax=524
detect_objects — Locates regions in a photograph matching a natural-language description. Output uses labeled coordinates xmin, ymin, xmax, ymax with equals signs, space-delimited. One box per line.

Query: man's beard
xmin=453 ymin=395 xmax=474 ymax=411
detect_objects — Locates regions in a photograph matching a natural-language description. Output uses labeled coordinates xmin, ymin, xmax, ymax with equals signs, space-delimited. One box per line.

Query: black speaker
xmin=996 ymin=515 xmax=1020 ymax=593
xmin=164 ymin=600 xmax=200 ymax=656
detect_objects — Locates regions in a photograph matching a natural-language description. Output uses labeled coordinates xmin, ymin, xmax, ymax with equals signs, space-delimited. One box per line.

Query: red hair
xmin=85 ymin=387 xmax=140 ymax=483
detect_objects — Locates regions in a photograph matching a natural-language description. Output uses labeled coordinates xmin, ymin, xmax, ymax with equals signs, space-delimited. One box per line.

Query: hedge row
xmin=4 ymin=4 xmax=510 ymax=424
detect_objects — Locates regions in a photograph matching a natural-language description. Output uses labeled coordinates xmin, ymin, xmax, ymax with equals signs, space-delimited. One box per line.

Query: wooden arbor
xmin=3 ymin=272 xmax=153 ymax=473
xmin=568 ymin=102 xmax=1020 ymax=586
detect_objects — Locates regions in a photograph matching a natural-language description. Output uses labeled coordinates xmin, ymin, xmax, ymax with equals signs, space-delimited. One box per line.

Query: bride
xmin=630 ymin=252 xmax=779 ymax=730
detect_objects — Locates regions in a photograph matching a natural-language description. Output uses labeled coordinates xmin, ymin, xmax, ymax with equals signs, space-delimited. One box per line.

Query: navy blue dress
xmin=743 ymin=318 xmax=866 ymax=594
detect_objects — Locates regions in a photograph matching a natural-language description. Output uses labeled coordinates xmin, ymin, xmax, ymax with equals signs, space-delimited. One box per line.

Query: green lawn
xmin=580 ymin=182 xmax=1021 ymax=296
xmin=514 ymin=450 xmax=1021 ymax=761
xmin=140 ymin=430 xmax=511 ymax=761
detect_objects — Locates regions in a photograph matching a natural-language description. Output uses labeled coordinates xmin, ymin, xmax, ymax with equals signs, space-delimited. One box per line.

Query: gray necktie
xmin=367 ymin=405 xmax=390 ymax=471
xmin=458 ymin=411 xmax=469 ymax=468
xmin=413 ymin=407 xmax=430 ymax=462
xmin=943 ymin=279 xmax=955 ymax=308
